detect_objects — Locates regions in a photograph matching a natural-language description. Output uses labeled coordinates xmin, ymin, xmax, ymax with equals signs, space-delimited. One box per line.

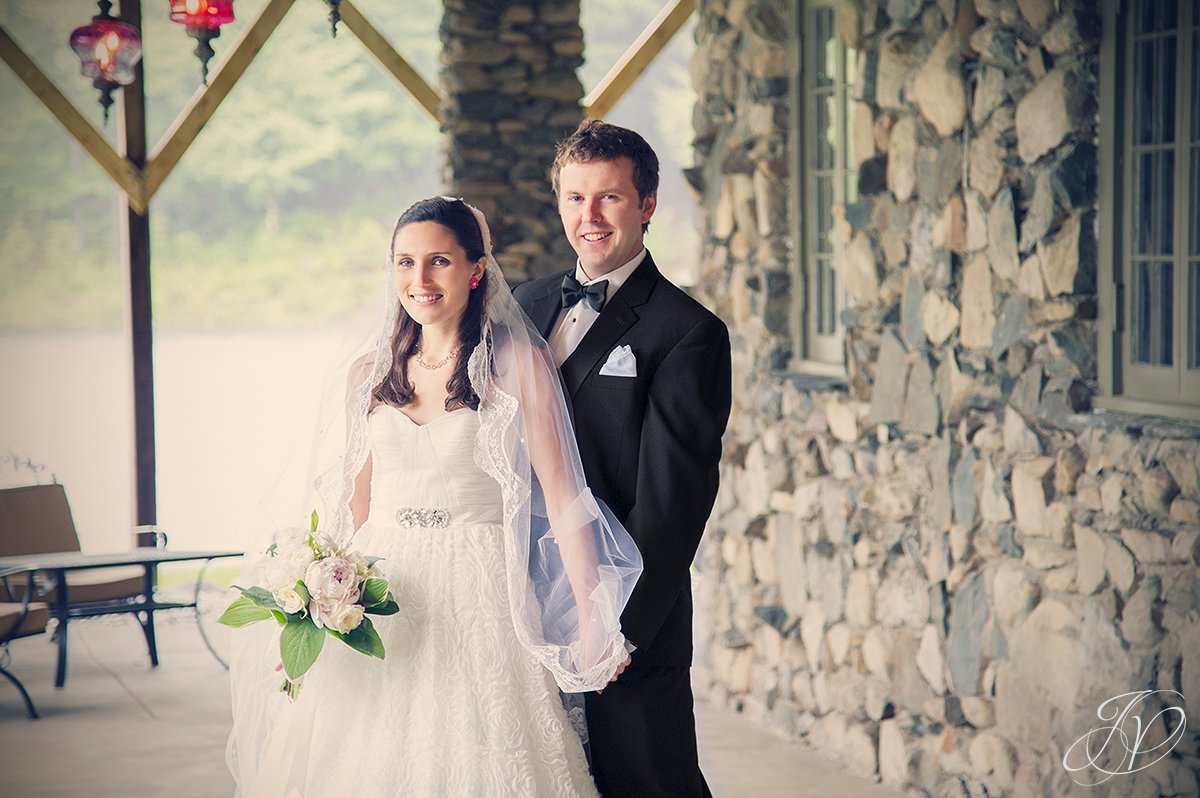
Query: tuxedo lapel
xmin=525 ymin=271 xmax=568 ymax=340
xmin=559 ymin=254 xmax=660 ymax=397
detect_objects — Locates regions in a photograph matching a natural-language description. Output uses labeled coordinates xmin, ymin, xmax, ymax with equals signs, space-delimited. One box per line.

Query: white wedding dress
xmin=241 ymin=404 xmax=599 ymax=797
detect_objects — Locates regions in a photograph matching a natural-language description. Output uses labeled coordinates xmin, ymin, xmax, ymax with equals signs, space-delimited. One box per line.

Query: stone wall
xmin=440 ymin=0 xmax=582 ymax=281
xmin=690 ymin=1 xmax=1200 ymax=795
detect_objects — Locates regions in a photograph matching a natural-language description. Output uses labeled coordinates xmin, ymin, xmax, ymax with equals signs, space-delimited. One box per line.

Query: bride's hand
xmin=596 ymin=653 xmax=631 ymax=694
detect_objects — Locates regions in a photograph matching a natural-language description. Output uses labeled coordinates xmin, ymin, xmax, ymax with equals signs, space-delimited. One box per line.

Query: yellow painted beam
xmin=145 ymin=0 xmax=297 ymax=201
xmin=583 ymin=0 xmax=695 ymax=119
xmin=339 ymin=0 xmax=442 ymax=123
xmin=0 ymin=25 xmax=145 ymax=211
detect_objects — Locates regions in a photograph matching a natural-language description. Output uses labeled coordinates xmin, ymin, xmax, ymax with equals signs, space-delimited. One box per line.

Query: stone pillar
xmin=440 ymin=0 xmax=584 ymax=282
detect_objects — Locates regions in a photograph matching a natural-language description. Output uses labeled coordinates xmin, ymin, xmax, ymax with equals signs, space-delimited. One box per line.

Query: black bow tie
xmin=561 ymin=273 xmax=609 ymax=312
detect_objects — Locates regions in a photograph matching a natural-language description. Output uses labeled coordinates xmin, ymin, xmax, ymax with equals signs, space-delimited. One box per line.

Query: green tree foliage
xmin=0 ymin=0 xmax=696 ymax=329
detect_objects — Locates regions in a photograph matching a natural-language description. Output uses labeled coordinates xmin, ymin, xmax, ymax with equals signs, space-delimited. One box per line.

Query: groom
xmin=514 ymin=120 xmax=731 ymax=797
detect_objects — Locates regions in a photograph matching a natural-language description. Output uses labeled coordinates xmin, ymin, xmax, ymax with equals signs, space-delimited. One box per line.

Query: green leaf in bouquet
xmin=310 ymin=510 xmax=319 ymax=534
xmin=332 ymin=617 xmax=386 ymax=660
xmin=364 ymin=555 xmax=384 ymax=569
xmin=364 ymin=597 xmax=400 ymax=616
xmin=280 ymin=617 xmax=326 ymax=681
xmin=294 ymin=579 xmax=311 ymax=605
xmin=361 ymin=577 xmax=389 ymax=607
xmin=235 ymin=585 xmax=283 ymax=612
xmin=218 ymin=596 xmax=276 ymax=628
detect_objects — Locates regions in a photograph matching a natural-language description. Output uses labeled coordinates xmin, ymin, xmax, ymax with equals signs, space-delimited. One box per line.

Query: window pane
xmin=1135 ymin=40 xmax=1155 ymax=144
xmin=1158 ymin=150 xmax=1175 ymax=255
xmin=1190 ymin=261 xmax=1200 ymax=369
xmin=1134 ymin=153 xmax=1154 ymax=254
xmin=1193 ymin=28 xmax=1200 ymax=143
xmin=813 ymin=8 xmax=834 ymax=88
xmin=1134 ymin=261 xmax=1151 ymax=362
xmin=1158 ymin=35 xmax=1177 ymax=145
xmin=1191 ymin=147 xmax=1199 ymax=256
xmin=815 ymin=176 xmax=833 ymax=253
xmin=815 ymin=258 xmax=827 ymax=333
xmin=815 ymin=93 xmax=835 ymax=169
xmin=815 ymin=258 xmax=839 ymax=335
xmin=1158 ymin=0 xmax=1179 ymax=31
xmin=1159 ymin=261 xmax=1175 ymax=365
xmin=827 ymin=262 xmax=838 ymax=333
xmin=1137 ymin=0 xmax=1156 ymax=33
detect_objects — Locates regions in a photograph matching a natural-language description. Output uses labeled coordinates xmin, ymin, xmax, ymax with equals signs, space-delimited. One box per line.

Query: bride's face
xmin=392 ymin=221 xmax=485 ymax=330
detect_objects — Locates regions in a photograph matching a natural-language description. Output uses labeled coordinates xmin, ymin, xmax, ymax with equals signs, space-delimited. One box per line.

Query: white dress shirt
xmin=548 ymin=248 xmax=648 ymax=366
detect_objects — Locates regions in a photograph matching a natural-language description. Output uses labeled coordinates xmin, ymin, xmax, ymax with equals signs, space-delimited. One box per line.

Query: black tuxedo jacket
xmin=513 ymin=253 xmax=732 ymax=666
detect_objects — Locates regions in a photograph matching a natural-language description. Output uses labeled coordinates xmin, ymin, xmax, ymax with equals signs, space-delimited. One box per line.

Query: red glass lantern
xmin=69 ymin=1 xmax=142 ymax=122
xmin=168 ymin=0 xmax=236 ymax=84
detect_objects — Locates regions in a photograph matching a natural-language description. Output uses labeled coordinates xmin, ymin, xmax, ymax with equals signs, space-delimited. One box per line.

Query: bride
xmin=226 ymin=197 xmax=643 ymax=797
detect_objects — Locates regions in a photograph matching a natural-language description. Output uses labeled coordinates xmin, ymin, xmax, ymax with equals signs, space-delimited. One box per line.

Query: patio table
xmin=0 ymin=549 xmax=242 ymax=687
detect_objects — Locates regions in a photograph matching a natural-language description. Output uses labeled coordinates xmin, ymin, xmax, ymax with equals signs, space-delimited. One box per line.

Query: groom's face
xmin=557 ymin=156 xmax=656 ymax=279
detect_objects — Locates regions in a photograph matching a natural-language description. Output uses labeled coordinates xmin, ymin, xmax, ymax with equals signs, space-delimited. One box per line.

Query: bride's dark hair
xmin=373 ymin=197 xmax=490 ymax=411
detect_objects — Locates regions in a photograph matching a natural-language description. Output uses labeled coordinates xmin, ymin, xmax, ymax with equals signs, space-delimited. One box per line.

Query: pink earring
xmin=469 ymin=276 xmax=480 ymax=290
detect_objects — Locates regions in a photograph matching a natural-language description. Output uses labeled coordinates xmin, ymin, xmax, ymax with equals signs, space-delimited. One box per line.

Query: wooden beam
xmin=144 ymin=0 xmax=297 ymax=201
xmin=583 ymin=0 xmax=695 ymax=119
xmin=338 ymin=0 xmax=441 ymax=123
xmin=118 ymin=0 xmax=157 ymax=526
xmin=0 ymin=25 xmax=145 ymax=212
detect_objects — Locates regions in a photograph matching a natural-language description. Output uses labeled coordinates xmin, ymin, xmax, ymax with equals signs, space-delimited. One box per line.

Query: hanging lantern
xmin=325 ymin=0 xmax=342 ymax=38
xmin=168 ymin=0 xmax=236 ymax=84
xmin=69 ymin=0 xmax=143 ymax=122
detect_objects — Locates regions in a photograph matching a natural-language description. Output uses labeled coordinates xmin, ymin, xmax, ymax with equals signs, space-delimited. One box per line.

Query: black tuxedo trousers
xmin=514 ymin=254 xmax=731 ymax=797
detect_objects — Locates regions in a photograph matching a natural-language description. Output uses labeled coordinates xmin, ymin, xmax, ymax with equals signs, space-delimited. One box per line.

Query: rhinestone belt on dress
xmin=395 ymin=507 xmax=451 ymax=528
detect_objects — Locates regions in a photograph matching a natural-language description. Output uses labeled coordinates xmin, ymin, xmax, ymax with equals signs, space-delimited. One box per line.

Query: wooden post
xmin=119 ymin=0 xmax=155 ymax=526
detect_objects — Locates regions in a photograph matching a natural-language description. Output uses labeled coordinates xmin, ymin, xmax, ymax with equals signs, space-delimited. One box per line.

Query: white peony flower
xmin=327 ymin=603 xmax=365 ymax=634
xmin=272 ymin=586 xmax=306 ymax=614
xmin=304 ymin=556 xmax=360 ymax=605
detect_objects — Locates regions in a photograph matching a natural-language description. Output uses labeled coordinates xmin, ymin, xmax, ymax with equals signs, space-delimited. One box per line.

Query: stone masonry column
xmin=440 ymin=0 xmax=584 ymax=282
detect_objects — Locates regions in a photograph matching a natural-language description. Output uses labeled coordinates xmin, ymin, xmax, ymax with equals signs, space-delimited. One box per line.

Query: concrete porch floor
xmin=0 ymin=601 xmax=904 ymax=797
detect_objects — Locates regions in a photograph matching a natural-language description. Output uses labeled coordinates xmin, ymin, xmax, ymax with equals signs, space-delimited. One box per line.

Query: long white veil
xmin=226 ymin=199 xmax=643 ymax=793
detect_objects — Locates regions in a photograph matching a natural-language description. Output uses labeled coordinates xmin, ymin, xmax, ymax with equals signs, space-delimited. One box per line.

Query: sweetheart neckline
xmin=370 ymin=404 xmax=473 ymax=429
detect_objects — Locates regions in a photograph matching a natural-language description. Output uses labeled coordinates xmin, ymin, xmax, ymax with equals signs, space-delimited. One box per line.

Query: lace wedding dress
xmin=240 ymin=405 xmax=599 ymax=798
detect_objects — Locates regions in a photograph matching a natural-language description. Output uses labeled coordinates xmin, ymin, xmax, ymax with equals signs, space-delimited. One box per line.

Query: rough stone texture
xmin=441 ymin=0 xmax=581 ymax=281
xmin=968 ymin=731 xmax=1016 ymax=791
xmin=1015 ymin=68 xmax=1094 ymax=164
xmin=888 ymin=115 xmax=919 ymax=203
xmin=947 ymin=573 xmax=988 ymax=694
xmin=1074 ymin=524 xmax=1106 ymax=594
xmin=689 ymin=1 xmax=1195 ymax=794
xmin=960 ymin=256 xmax=996 ymax=349
xmin=913 ymin=32 xmax=969 ymax=137
xmin=918 ymin=623 xmax=947 ymax=693
xmin=986 ymin=187 xmax=1019 ymax=282
xmin=844 ymin=232 xmax=882 ymax=305
xmin=878 ymin=718 xmax=909 ymax=786
xmin=923 ymin=292 xmax=960 ymax=346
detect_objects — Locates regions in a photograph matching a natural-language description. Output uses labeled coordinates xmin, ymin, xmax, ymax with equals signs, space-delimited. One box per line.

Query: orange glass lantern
xmin=168 ymin=0 xmax=236 ymax=84
xmin=69 ymin=1 xmax=142 ymax=122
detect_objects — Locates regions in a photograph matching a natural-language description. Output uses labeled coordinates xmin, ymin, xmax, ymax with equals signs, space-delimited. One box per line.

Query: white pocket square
xmin=599 ymin=345 xmax=637 ymax=377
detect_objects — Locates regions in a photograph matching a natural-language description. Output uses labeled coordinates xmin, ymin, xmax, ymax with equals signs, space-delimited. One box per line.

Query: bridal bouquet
xmin=219 ymin=511 xmax=399 ymax=698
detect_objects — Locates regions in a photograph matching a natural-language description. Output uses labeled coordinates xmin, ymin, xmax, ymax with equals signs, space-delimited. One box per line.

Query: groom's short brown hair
xmin=551 ymin=120 xmax=660 ymax=202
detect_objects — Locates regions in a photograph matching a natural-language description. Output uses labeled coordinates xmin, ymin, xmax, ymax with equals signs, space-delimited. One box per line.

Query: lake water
xmin=0 ymin=330 xmax=370 ymax=553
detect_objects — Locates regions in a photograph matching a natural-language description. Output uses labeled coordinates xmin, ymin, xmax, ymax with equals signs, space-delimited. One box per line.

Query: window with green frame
xmin=789 ymin=0 xmax=857 ymax=373
xmin=1099 ymin=0 xmax=1200 ymax=420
